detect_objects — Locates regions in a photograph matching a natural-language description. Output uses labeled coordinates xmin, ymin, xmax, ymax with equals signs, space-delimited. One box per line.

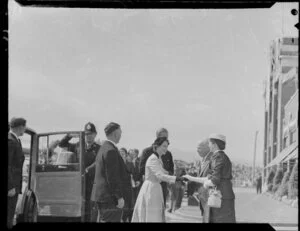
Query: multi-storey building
xmin=263 ymin=37 xmax=298 ymax=184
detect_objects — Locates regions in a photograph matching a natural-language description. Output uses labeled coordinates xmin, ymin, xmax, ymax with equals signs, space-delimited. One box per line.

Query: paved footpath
xmin=165 ymin=187 xmax=298 ymax=231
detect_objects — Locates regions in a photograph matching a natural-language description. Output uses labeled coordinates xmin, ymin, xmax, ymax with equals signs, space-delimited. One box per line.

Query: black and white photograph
xmin=6 ymin=0 xmax=298 ymax=229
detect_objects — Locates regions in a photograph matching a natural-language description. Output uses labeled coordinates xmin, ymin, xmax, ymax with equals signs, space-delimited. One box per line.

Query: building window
xmin=283 ymin=137 xmax=288 ymax=149
xmin=290 ymin=130 xmax=297 ymax=144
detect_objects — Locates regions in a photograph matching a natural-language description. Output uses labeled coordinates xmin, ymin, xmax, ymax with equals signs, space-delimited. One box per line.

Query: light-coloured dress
xmin=131 ymin=153 xmax=176 ymax=222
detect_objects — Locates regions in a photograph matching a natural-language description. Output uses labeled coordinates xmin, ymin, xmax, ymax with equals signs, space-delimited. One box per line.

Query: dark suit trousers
xmin=256 ymin=184 xmax=262 ymax=194
xmin=97 ymin=202 xmax=122 ymax=223
xmin=85 ymin=180 xmax=98 ymax=222
xmin=121 ymin=199 xmax=133 ymax=222
xmin=132 ymin=186 xmax=141 ymax=206
xmin=175 ymin=187 xmax=184 ymax=209
xmin=7 ymin=195 xmax=18 ymax=228
xmin=161 ymin=182 xmax=169 ymax=207
xmin=85 ymin=200 xmax=98 ymax=222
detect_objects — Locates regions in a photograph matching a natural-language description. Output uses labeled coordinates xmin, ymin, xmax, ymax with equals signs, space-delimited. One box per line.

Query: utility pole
xmin=252 ymin=130 xmax=259 ymax=185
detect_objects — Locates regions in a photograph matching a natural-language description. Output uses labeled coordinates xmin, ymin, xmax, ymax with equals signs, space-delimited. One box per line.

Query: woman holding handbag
xmin=183 ymin=134 xmax=236 ymax=223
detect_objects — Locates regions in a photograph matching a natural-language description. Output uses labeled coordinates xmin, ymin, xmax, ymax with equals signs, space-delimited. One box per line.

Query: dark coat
xmin=131 ymin=158 xmax=142 ymax=183
xmin=91 ymin=140 xmax=131 ymax=205
xmin=197 ymin=152 xmax=213 ymax=223
xmin=207 ymin=150 xmax=236 ymax=223
xmin=8 ymin=132 xmax=25 ymax=194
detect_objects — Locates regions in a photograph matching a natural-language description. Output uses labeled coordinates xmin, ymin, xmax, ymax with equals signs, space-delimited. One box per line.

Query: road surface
xmin=165 ymin=187 xmax=298 ymax=230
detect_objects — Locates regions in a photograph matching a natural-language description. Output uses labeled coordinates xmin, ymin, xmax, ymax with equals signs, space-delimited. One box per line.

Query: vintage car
xmin=16 ymin=128 xmax=87 ymax=222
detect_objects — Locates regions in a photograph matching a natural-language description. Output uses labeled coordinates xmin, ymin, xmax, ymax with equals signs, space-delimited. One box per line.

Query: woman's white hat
xmin=209 ymin=133 xmax=226 ymax=143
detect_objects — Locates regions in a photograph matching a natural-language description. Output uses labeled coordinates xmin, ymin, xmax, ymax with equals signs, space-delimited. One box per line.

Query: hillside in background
xmin=170 ymin=147 xmax=263 ymax=167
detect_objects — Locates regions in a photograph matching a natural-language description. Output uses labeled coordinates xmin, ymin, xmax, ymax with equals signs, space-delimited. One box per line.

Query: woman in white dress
xmin=131 ymin=137 xmax=185 ymax=222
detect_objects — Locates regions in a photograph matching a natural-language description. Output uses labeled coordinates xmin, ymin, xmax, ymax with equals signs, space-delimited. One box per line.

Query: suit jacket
xmin=91 ymin=140 xmax=131 ymax=204
xmin=207 ymin=151 xmax=235 ymax=200
xmin=132 ymin=158 xmax=141 ymax=183
xmin=8 ymin=132 xmax=25 ymax=194
xmin=139 ymin=146 xmax=174 ymax=179
xmin=198 ymin=152 xmax=213 ymax=200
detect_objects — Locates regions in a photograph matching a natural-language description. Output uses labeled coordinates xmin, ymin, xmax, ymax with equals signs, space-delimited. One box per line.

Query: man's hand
xmin=116 ymin=198 xmax=125 ymax=209
xmin=8 ymin=188 xmax=16 ymax=197
xmin=135 ymin=181 xmax=141 ymax=187
xmin=182 ymin=174 xmax=192 ymax=181
xmin=204 ymin=179 xmax=215 ymax=189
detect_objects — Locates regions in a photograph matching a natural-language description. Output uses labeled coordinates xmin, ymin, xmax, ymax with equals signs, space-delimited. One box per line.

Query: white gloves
xmin=182 ymin=175 xmax=208 ymax=184
xmin=203 ymin=179 xmax=215 ymax=188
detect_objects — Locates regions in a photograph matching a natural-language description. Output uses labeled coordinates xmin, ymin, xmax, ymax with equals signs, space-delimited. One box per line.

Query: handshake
xmin=176 ymin=175 xmax=216 ymax=189
xmin=175 ymin=175 xmax=190 ymax=183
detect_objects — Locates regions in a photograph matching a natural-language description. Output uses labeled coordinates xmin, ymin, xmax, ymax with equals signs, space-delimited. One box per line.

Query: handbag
xmin=207 ymin=186 xmax=222 ymax=208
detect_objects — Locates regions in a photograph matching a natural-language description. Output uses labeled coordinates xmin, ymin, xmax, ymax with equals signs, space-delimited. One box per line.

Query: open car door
xmin=30 ymin=131 xmax=85 ymax=221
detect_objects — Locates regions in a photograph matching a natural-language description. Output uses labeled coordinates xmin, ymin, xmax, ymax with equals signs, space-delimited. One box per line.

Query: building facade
xmin=263 ymin=37 xmax=298 ymax=184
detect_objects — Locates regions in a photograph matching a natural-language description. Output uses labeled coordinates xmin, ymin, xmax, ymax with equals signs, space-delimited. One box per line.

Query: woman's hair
xmin=119 ymin=147 xmax=128 ymax=155
xmin=209 ymin=138 xmax=226 ymax=150
xmin=152 ymin=137 xmax=170 ymax=151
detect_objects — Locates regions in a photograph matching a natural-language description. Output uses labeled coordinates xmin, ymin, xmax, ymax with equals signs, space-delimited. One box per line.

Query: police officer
xmin=58 ymin=122 xmax=100 ymax=222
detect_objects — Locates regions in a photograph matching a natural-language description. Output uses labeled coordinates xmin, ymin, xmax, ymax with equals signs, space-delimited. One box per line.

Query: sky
xmin=8 ymin=1 xmax=299 ymax=165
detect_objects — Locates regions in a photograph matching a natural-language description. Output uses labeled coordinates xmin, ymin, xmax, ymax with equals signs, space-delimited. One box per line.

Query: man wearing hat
xmin=91 ymin=122 xmax=130 ymax=222
xmin=58 ymin=122 xmax=100 ymax=222
xmin=139 ymin=128 xmax=174 ymax=208
xmin=8 ymin=117 xmax=27 ymax=228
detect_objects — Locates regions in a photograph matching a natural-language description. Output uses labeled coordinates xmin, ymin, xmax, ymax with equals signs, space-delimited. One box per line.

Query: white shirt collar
xmin=213 ymin=150 xmax=221 ymax=154
xmin=202 ymin=152 xmax=210 ymax=162
xmin=106 ymin=139 xmax=118 ymax=148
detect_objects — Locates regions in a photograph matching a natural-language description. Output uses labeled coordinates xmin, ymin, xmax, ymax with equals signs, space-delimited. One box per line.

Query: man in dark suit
xmin=58 ymin=122 xmax=100 ymax=222
xmin=130 ymin=149 xmax=142 ymax=206
xmin=91 ymin=122 xmax=130 ymax=222
xmin=8 ymin=117 xmax=27 ymax=228
xmin=256 ymin=174 xmax=262 ymax=194
xmin=139 ymin=128 xmax=174 ymax=207
xmin=119 ymin=148 xmax=134 ymax=223
xmin=196 ymin=138 xmax=213 ymax=223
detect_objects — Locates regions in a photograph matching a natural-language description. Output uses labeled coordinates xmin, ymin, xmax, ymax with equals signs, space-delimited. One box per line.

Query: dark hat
xmin=9 ymin=117 xmax=26 ymax=128
xmin=104 ymin=122 xmax=120 ymax=136
xmin=84 ymin=122 xmax=97 ymax=134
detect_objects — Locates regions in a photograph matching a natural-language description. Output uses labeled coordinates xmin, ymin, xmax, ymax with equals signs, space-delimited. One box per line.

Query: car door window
xmin=36 ymin=133 xmax=80 ymax=172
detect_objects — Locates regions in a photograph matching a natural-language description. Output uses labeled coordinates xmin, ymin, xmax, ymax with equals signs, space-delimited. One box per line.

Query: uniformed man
xmin=58 ymin=122 xmax=100 ymax=222
xmin=8 ymin=117 xmax=27 ymax=228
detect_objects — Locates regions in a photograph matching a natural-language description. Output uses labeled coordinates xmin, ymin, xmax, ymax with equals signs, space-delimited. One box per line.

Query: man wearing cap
xmin=8 ymin=117 xmax=27 ymax=228
xmin=58 ymin=122 xmax=100 ymax=222
xmin=91 ymin=122 xmax=130 ymax=222
xmin=139 ymin=128 xmax=174 ymax=208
